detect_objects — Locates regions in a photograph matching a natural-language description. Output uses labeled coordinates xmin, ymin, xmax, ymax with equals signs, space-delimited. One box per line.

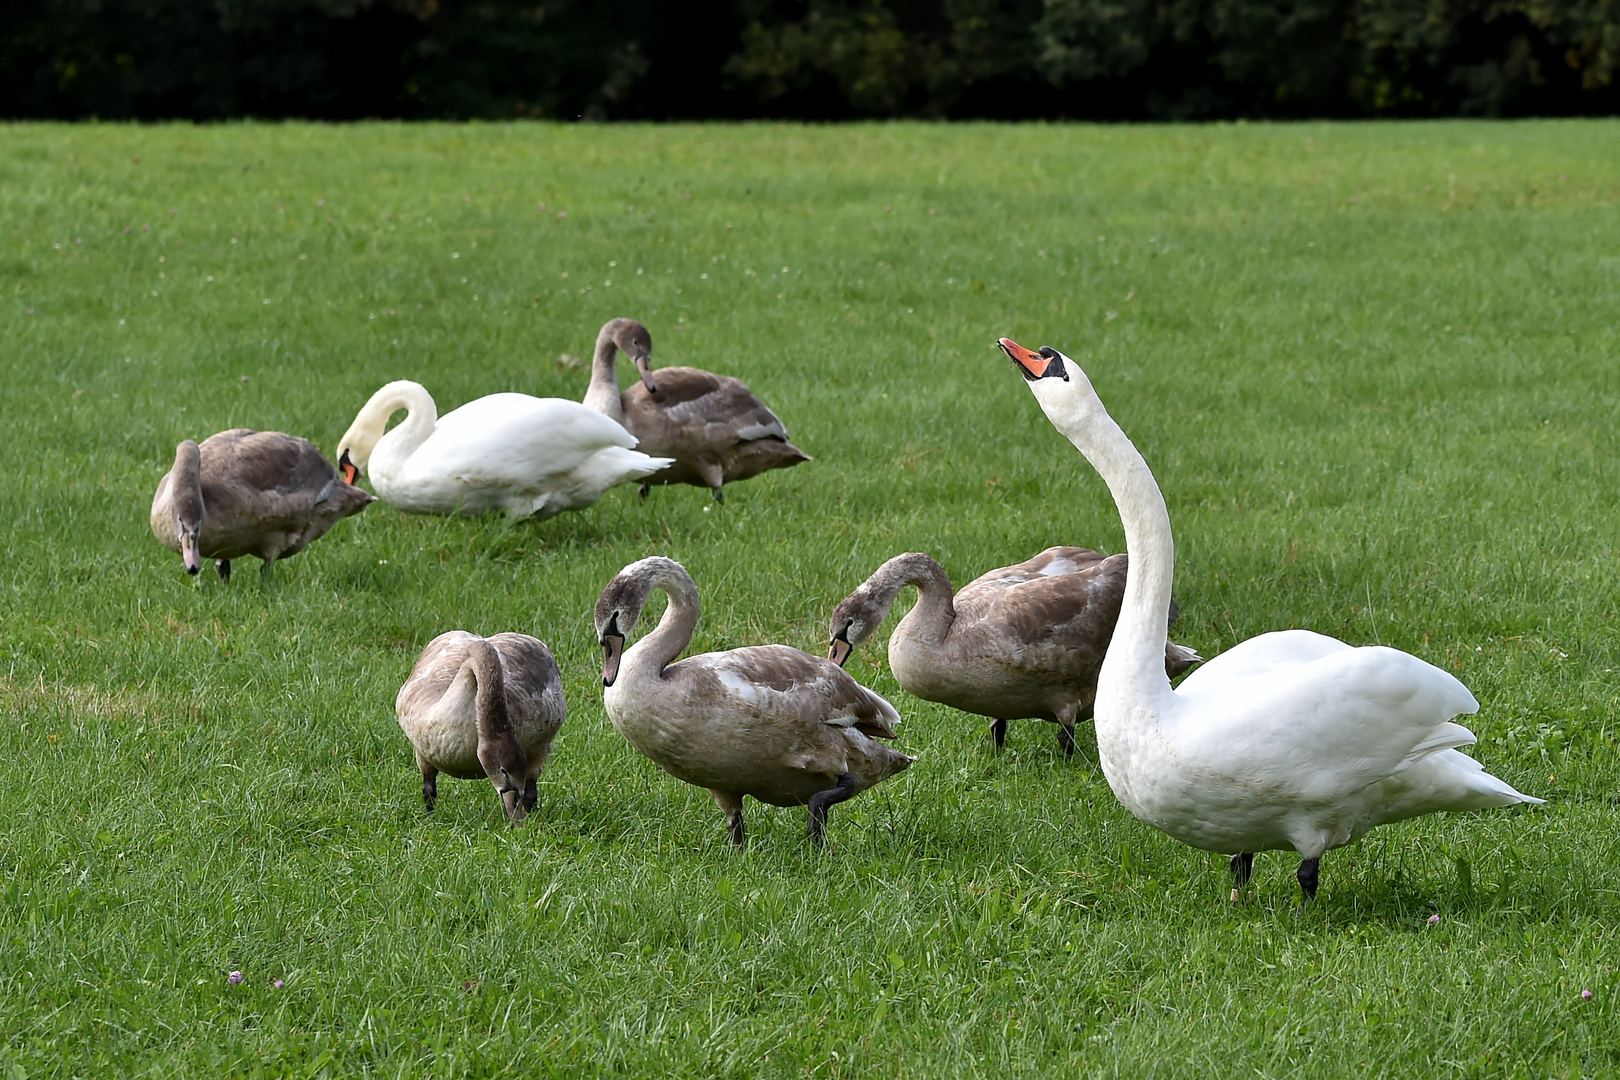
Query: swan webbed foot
xmin=215 ymin=559 xmax=231 ymax=582
xmin=807 ymin=772 xmax=856 ymax=847
xmin=421 ymin=769 xmax=438 ymax=813
xmin=1297 ymin=857 xmax=1320 ymax=902
xmin=1229 ymin=853 xmax=1254 ymax=900
xmin=990 ymin=719 xmax=1008 ymax=751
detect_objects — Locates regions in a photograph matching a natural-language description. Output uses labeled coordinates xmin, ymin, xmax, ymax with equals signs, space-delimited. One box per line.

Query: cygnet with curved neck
xmin=579 ymin=318 xmax=811 ymax=503
xmin=395 ymin=631 xmax=566 ymax=825
xmin=150 ymin=428 xmax=372 ymax=581
xmin=828 ymin=548 xmax=1200 ymax=757
xmin=594 ymin=556 xmax=913 ymax=847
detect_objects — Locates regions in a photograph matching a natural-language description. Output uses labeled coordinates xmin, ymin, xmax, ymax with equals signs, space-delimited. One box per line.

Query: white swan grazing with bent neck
xmin=998 ymin=337 xmax=1540 ymax=902
xmin=336 ymin=380 xmax=672 ymax=519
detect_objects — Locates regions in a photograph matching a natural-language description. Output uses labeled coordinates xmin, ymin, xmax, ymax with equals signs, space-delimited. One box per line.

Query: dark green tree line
xmin=2 ymin=0 xmax=1616 ymax=119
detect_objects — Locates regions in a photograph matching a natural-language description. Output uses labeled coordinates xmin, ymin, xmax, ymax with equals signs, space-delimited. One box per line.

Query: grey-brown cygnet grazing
xmin=149 ymin=429 xmax=373 ymax=581
xmin=829 ymin=548 xmax=1202 ymax=757
xmin=594 ymin=556 xmax=913 ymax=847
xmin=581 ymin=317 xmax=811 ymax=503
xmin=395 ymin=632 xmax=566 ymax=825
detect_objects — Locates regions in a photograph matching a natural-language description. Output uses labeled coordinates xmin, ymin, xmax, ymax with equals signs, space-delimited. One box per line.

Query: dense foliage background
xmin=3 ymin=0 xmax=1618 ymax=120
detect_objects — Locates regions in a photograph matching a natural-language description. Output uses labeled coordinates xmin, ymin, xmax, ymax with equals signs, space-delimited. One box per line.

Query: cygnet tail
xmin=841 ymin=727 xmax=916 ymax=793
xmin=1165 ymin=641 xmax=1203 ymax=677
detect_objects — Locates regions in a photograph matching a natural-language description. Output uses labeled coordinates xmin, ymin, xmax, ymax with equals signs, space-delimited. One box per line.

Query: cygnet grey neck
xmin=464 ymin=639 xmax=527 ymax=783
xmin=627 ymin=563 xmax=702 ymax=676
xmin=583 ymin=325 xmax=626 ymax=424
xmin=171 ymin=440 xmax=205 ymax=527
xmin=850 ymin=552 xmax=955 ymax=647
xmin=462 ymin=639 xmax=513 ymax=740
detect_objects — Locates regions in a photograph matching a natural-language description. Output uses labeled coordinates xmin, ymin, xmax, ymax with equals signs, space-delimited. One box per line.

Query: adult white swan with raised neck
xmin=998 ymin=337 xmax=1539 ymax=901
xmin=336 ymin=380 xmax=672 ymax=519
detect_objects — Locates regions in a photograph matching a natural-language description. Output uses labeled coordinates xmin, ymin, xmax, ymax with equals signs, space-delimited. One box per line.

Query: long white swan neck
xmin=358 ymin=381 xmax=436 ymax=478
xmin=866 ymin=553 xmax=955 ymax=644
xmin=583 ymin=327 xmax=626 ymax=424
xmin=630 ymin=565 xmax=701 ymax=677
xmin=1037 ymin=378 xmax=1175 ymax=704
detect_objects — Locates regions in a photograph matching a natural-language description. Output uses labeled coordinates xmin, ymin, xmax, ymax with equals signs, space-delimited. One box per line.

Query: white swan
xmin=336 ymin=380 xmax=673 ymax=519
xmin=998 ymin=337 xmax=1540 ymax=901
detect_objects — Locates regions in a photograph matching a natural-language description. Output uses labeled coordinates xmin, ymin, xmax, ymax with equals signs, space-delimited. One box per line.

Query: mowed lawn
xmin=1 ymin=119 xmax=1618 ymax=1077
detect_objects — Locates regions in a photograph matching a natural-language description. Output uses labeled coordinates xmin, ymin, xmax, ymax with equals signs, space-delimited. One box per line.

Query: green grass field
xmin=2 ymin=119 xmax=1618 ymax=1077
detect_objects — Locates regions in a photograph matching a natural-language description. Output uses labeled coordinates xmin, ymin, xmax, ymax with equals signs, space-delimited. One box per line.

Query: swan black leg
xmin=712 ymin=486 xmax=725 ymax=505
xmin=1297 ymin=857 xmax=1320 ymax=902
xmin=807 ymin=772 xmax=856 ymax=847
xmin=216 ymin=559 xmax=231 ymax=582
xmin=1230 ymin=852 xmax=1254 ymax=901
xmin=421 ymin=766 xmax=438 ymax=813
xmin=522 ymin=778 xmax=538 ymax=813
xmin=638 ymin=483 xmax=650 ymax=501
xmin=710 ymin=789 xmax=746 ymax=848
xmin=1057 ymin=721 xmax=1077 ymax=759
xmin=259 ymin=558 xmax=275 ymax=580
xmin=1055 ymin=703 xmax=1082 ymax=760
xmin=990 ymin=719 xmax=1008 ymax=751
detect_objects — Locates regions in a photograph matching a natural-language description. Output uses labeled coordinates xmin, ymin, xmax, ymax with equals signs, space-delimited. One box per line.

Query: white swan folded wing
xmin=426 ymin=393 xmax=641 ymax=483
xmin=1174 ymin=634 xmax=1480 ymax=800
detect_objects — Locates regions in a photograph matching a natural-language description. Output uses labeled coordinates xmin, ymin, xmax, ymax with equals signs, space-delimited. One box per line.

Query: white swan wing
xmin=414 ymin=394 xmax=639 ymax=483
xmin=1177 ymin=642 xmax=1481 ymax=803
xmin=1172 ymin=629 xmax=1351 ymax=695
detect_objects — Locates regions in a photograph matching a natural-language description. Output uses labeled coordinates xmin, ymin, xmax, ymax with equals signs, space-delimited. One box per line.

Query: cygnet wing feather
xmin=950 ymin=549 xmax=1188 ymax=682
xmin=624 ymin=368 xmax=792 ymax=457
xmin=634 ymin=369 xmax=789 ymax=436
xmin=963 ymin=546 xmax=1110 ymax=591
xmin=186 ymin=429 xmax=368 ymax=560
xmin=695 ymin=646 xmax=901 ymax=739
